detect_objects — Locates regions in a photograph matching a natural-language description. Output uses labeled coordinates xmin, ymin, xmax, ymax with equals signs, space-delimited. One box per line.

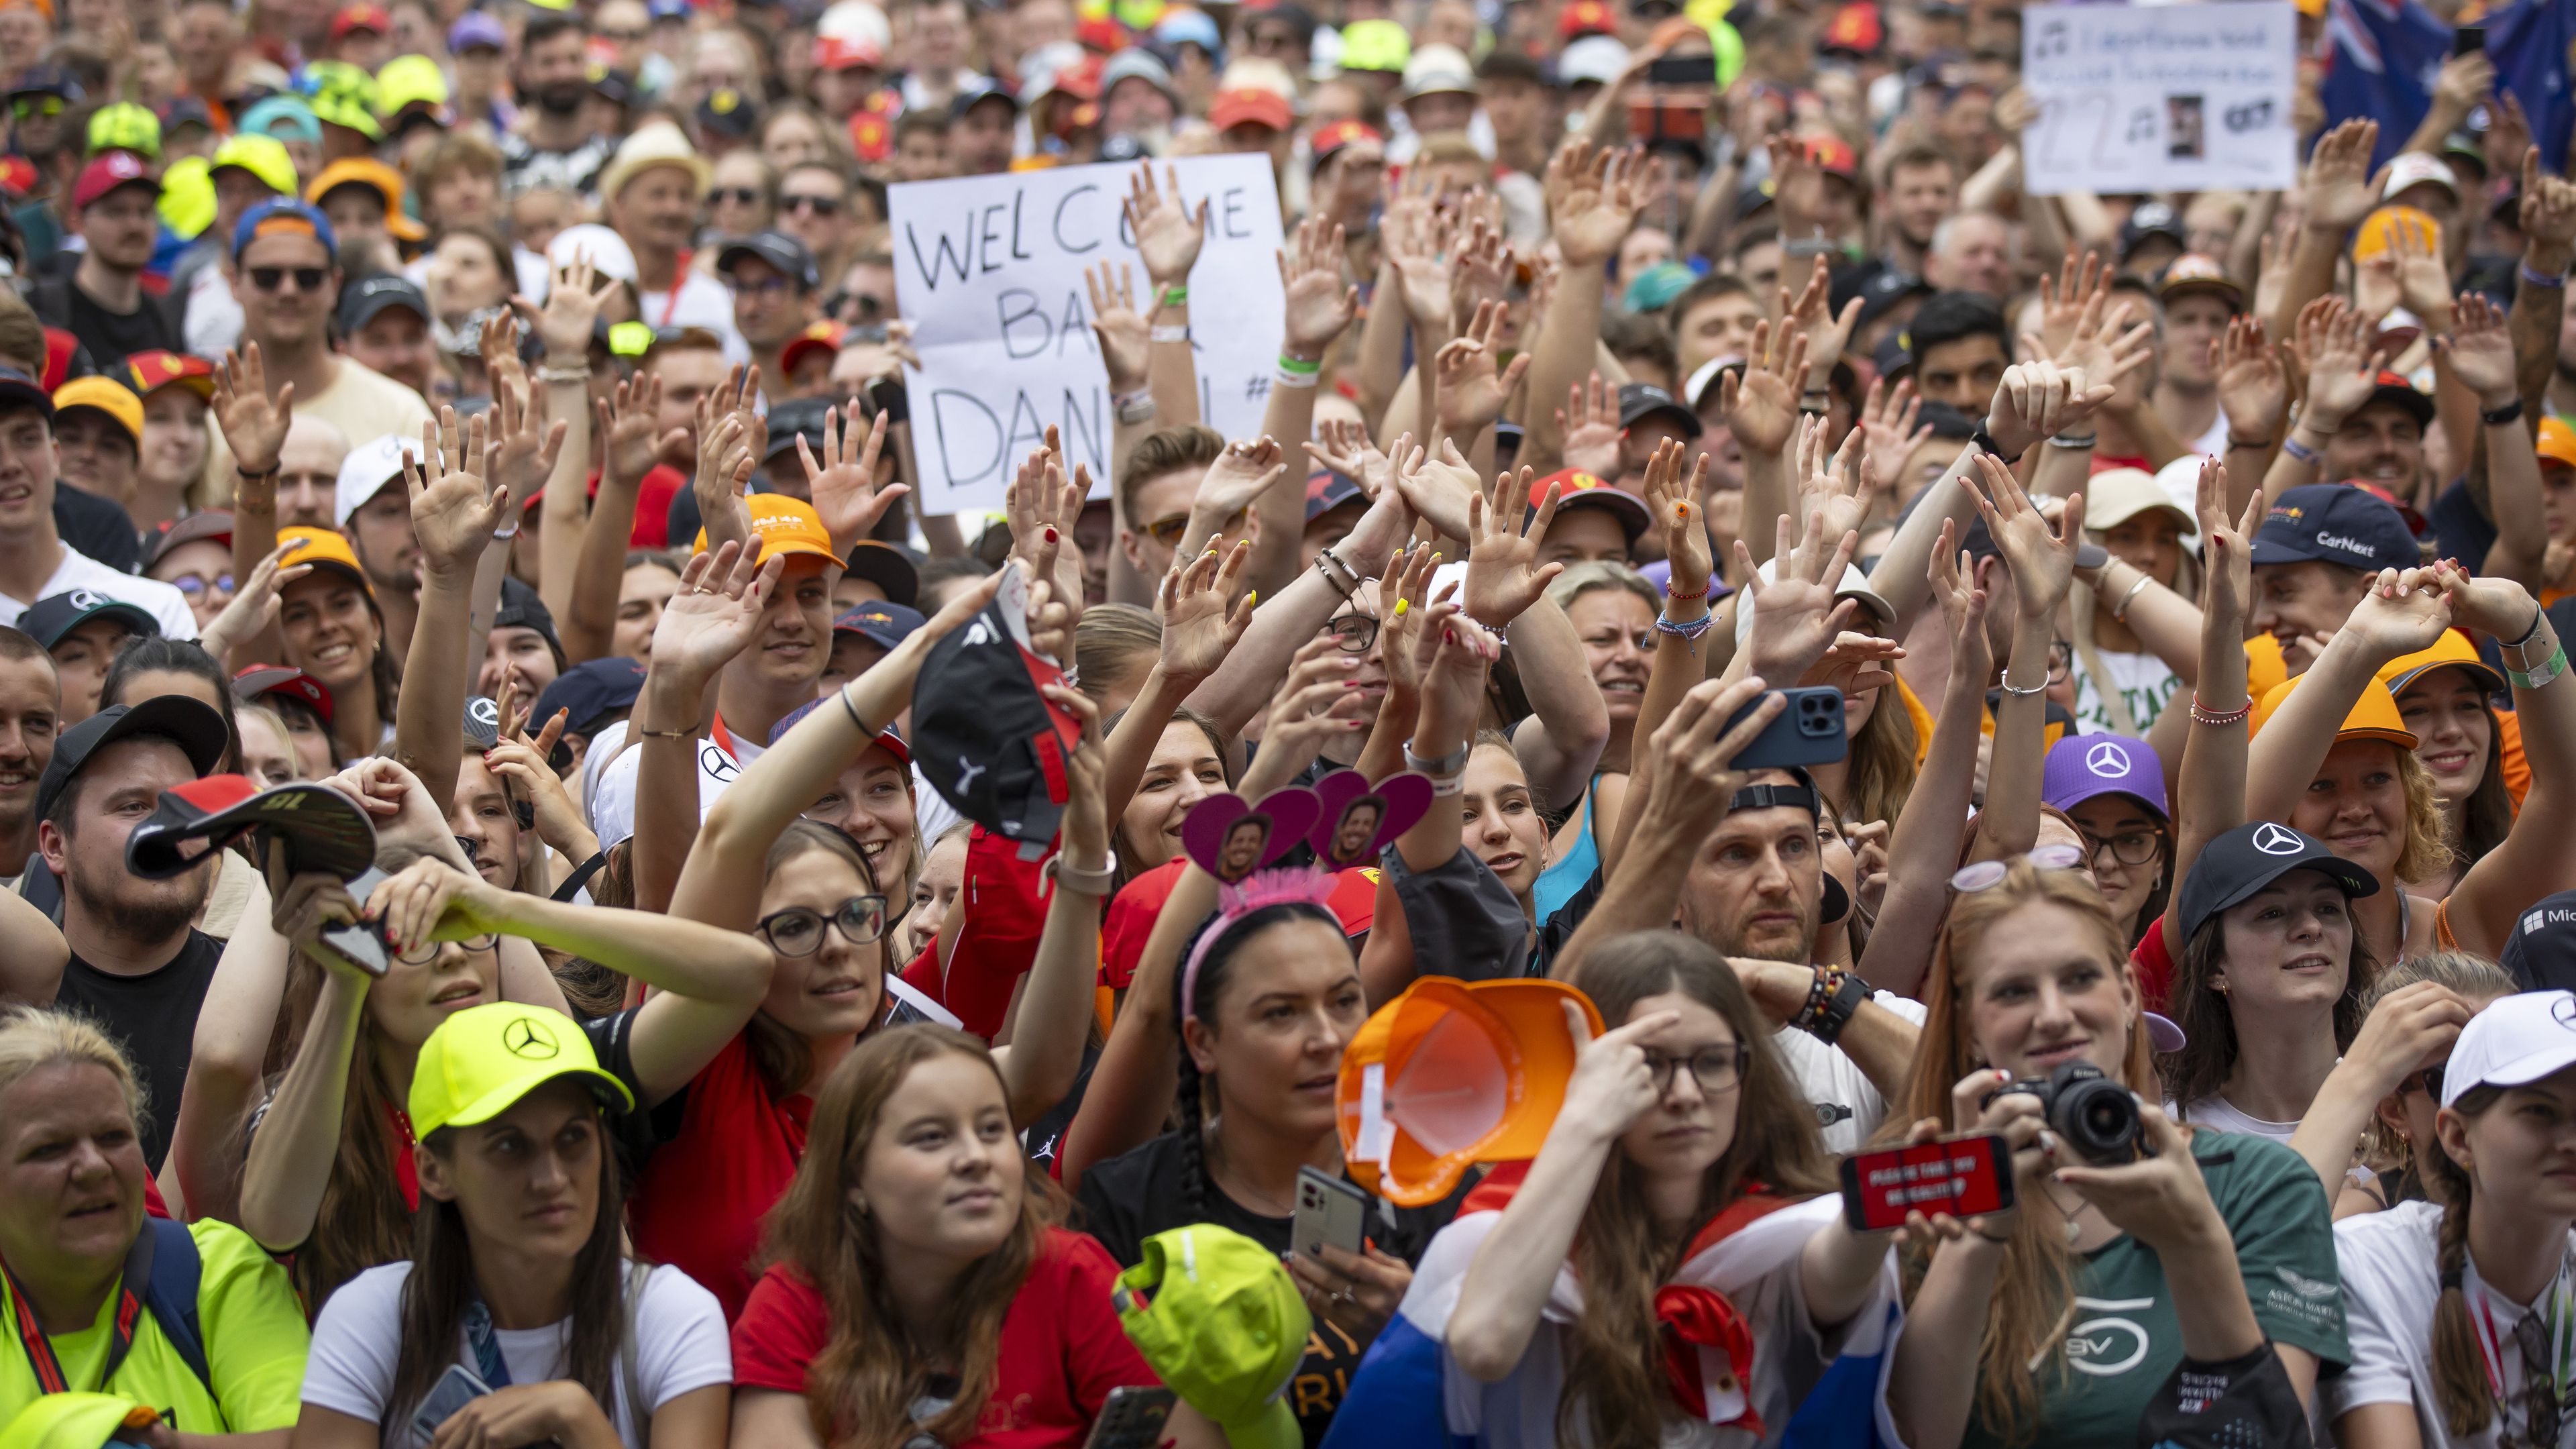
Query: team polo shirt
xmin=0 ymin=1219 xmax=309 ymax=1435
xmin=627 ymin=1034 xmax=809 ymax=1323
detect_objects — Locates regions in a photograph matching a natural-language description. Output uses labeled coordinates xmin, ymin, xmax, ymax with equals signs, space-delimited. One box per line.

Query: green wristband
xmin=1277 ymin=353 xmax=1321 ymax=376
xmin=1161 ymin=285 xmax=1189 ymax=307
xmin=2510 ymin=645 xmax=2569 ymax=692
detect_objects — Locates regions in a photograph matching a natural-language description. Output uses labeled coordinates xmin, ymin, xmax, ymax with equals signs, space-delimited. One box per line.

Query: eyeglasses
xmin=780 ymin=193 xmax=843 ymax=215
xmin=2078 ymin=826 xmax=2163 ymax=867
xmin=755 ymin=894 xmax=889 ymax=956
xmin=394 ymin=931 xmax=498 ymax=967
xmin=2399 ymin=1064 xmax=2445 ymax=1097
xmin=708 ymin=185 xmax=765 ymax=207
xmin=250 ymin=266 xmax=330 ymax=294
xmin=1951 ymin=843 xmax=2086 ymax=893
xmin=10 ymin=97 xmax=62 ymax=121
xmin=170 ymin=573 xmax=234 ymax=598
xmin=1324 ymin=611 xmax=1379 ymax=653
xmin=596 ymin=25 xmax=647 ymax=40
xmin=2047 ymin=640 xmax=2073 ymax=684
xmin=1642 ymin=1042 xmax=1750 ymax=1095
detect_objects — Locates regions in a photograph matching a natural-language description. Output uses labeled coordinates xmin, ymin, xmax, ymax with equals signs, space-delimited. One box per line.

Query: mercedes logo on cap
xmin=470 ymin=698 xmax=499 ymax=726
xmin=67 ymin=588 xmax=103 ymax=610
xmin=501 ymin=1016 xmax=559 ymax=1059
xmin=2556 ymin=994 xmax=2576 ymax=1032
xmin=2085 ymin=741 xmax=2127 ymax=777
xmin=2251 ymin=822 xmax=2306 ymax=857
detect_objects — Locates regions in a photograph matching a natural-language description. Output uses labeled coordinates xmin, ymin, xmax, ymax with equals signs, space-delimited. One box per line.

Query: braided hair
xmin=2423 ymin=1083 xmax=2507 ymax=1436
xmin=1169 ymin=901 xmax=1344 ymax=1223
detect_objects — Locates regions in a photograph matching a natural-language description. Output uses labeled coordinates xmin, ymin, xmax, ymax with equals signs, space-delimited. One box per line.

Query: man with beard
xmin=498 ymin=13 xmax=614 ymax=195
xmin=337 ymin=274 xmax=435 ymax=398
xmin=35 ymin=154 xmax=179 ymax=370
xmin=35 ymin=694 xmax=231 ymax=1171
xmin=1878 ymin=144 xmax=1957 ymax=278
xmin=0 ymin=627 xmax=55 ymax=890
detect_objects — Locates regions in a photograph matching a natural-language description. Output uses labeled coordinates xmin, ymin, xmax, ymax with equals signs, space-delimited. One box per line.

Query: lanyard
xmin=652 ymin=249 xmax=691 ymax=329
xmin=2469 ymin=1249 xmax=2576 ymax=1408
xmin=460 ymin=1297 xmax=515 ymax=1389
xmin=1 ymin=1224 xmax=157 ymax=1394
xmin=710 ymin=709 xmax=741 ymax=760
xmin=386 ymin=1102 xmax=419 ymax=1213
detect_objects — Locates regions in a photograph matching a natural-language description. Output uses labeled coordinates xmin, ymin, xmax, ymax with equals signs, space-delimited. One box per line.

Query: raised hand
xmin=1124 ymin=163 xmax=1208 ymax=289
xmin=1192 ymin=436 xmax=1289 ymax=537
xmin=1550 ymin=140 xmax=1647 ymax=268
xmin=200 ymin=542 xmax=313 ymax=663
xmin=1387 ymin=436 xmax=1481 ymax=541
xmin=1858 ymin=376 xmax=1931 ymax=500
xmin=484 ymin=378 xmax=568 ymax=512
xmin=1793 ymin=413 xmax=1871 ymax=544
xmin=1447 ymin=211 xmax=1516 ymax=335
xmin=1556 ymin=372 xmax=1624 ymax=480
xmin=2303 ymin=119 xmax=2382 ymax=235
xmin=407 ymin=409 xmax=505 ymax=581
xmin=1246 ymin=636 xmax=1375 ymax=788
xmin=1302 ymin=417 xmax=1391 ymax=499
xmin=1280 ymin=213 xmax=1358 ymax=355
xmin=1640 ymin=437 xmax=1713 ymax=597
xmin=1735 ymin=505 xmax=1861 ymax=686
xmin=2341 ymin=565 xmax=2455 ymax=662
xmin=1085 ymin=260 xmax=1151 ymax=396
xmin=1805 ymin=629 xmax=1906 ymax=696
xmin=2195 ymin=457 xmax=2261 ymax=624
xmin=2430 ymin=556 xmax=2543 ymax=643
xmin=2213 ymin=315 xmax=2287 ymax=441
xmin=1960 ymin=449 xmax=2082 ymax=619
xmin=1434 ymin=300 xmax=1533 ymax=435
xmin=1411 ymin=601 xmax=1501 ymax=745
xmin=2389 ymin=209 xmax=2454 ymax=319
xmin=2520 ymin=146 xmax=2576 ymax=264
xmin=1719 ymin=319 xmax=1810 ymax=458
xmin=800 ymin=401 xmax=905 ymax=551
xmin=1982 ymin=357 xmax=2116 ymax=460
xmin=594 ymin=372 xmax=666 ymax=488
xmin=213 ymin=342 xmax=294 ymax=478
xmin=517 ymin=252 xmax=618 ymax=364
xmin=1382 ymin=196 xmax=1457 ymax=335
xmin=2044 ymin=303 xmax=2157 ymax=401
xmin=1464 ymin=466 xmax=1562 ymax=629
xmin=1157 ymin=539 xmax=1254 ymax=682
xmin=485 ymin=731 xmax=594 ymax=859
xmin=2296 ymin=297 xmax=2385 ymax=435
xmin=1766 ymin=132 xmax=1828 ymax=238
xmin=2037 ymin=248 xmax=2108 ymax=360
xmin=1779 ymin=252 xmax=1863 ymax=378
xmin=1375 ymin=543 xmax=1439 ymax=698
xmin=1927 ymin=518 xmax=1993 ymax=686
xmin=2434 ymin=292 xmax=2518 ymax=407
xmin=651 ymin=539 xmax=784 ymax=686
xmin=1635 ymin=674 xmax=1788 ymax=836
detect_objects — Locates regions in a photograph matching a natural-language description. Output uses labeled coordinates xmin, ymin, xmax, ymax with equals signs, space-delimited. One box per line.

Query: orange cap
xmin=2379 ymin=627 xmax=2507 ymax=698
xmin=1337 ymin=977 xmax=1601 ymax=1206
xmin=276 ymin=525 xmax=376 ymax=599
xmin=2540 ymin=416 xmax=2576 ymax=471
xmin=2352 ymin=205 xmax=2442 ymax=264
xmin=692 ymin=494 xmax=842 ymax=564
xmin=2250 ymin=674 xmax=2419 ymax=751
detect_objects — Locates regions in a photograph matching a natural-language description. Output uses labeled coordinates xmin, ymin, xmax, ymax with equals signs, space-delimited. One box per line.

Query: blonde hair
xmin=2359 ymin=952 xmax=2516 ymax=1181
xmin=0 ymin=1008 xmax=144 ymax=1122
xmin=2394 ymin=750 xmax=2455 ymax=886
xmin=1546 ymin=560 xmax=1660 ymax=620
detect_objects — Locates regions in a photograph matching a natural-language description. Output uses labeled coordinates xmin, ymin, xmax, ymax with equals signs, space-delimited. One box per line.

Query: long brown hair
xmin=2421 ymin=1084 xmax=2507 ymax=1436
xmin=290 ymin=1023 xmax=417 ymax=1313
xmin=762 ymin=1026 xmax=1062 ymax=1449
xmin=1888 ymin=859 xmax=2155 ymax=1443
xmin=1558 ymin=933 xmax=1835 ymax=1448
xmin=2159 ymin=883 xmax=2381 ymax=1111
xmin=749 ymin=819 xmax=888 ymax=1099
xmin=1839 ymin=682 xmax=1919 ymax=829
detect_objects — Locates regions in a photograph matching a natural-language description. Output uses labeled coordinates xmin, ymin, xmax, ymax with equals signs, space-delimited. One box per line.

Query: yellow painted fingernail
xmin=1246 ymin=590 xmax=1258 ymax=608
xmin=1393 ymin=598 xmax=1409 ymax=617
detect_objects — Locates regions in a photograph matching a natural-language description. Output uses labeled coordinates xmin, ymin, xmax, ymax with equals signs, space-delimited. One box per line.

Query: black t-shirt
xmin=56 ymin=485 xmax=139 ymax=572
xmin=52 ymin=929 xmax=223 ymax=1172
xmin=35 ymin=274 xmax=177 ymax=372
xmin=1074 ymin=1130 xmax=1467 ymax=1448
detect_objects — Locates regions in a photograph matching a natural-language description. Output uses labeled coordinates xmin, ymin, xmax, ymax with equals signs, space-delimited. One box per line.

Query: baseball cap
xmin=836 ymin=599 xmax=924 ymax=651
xmin=761 ymin=397 xmax=833 ymax=463
xmin=1621 ymin=260 xmax=1699 ymax=314
xmin=50 ymin=376 xmax=141 ymax=449
xmin=1560 ymin=0 xmax=1616 ymax=37
xmin=2353 ymin=205 xmax=2443 ymax=266
xmin=777 ymin=321 xmax=843 ymax=380
xmin=70 ymin=151 xmax=156 ymax=211
xmin=2251 ymin=483 xmax=2420 ymax=575
xmin=237 ymin=95 xmax=322 ymax=148
xmin=1559 ymin=34 xmax=1631 ymax=86
xmin=1305 ymin=470 xmax=1363 ymax=522
xmin=85 ymin=102 xmax=159 ymax=161
xmin=2117 ymin=201 xmax=2188 ymax=261
xmin=20 ymin=588 xmax=158 ymax=650
xmin=2381 ymin=150 xmax=2459 ymax=203
xmin=2541 ymin=417 xmax=2576 ymax=471
xmin=231 ymin=197 xmax=337 ymax=263
xmin=122 ymin=350 xmax=215 ymax=402
xmin=2249 ymin=674 xmax=2417 ymax=750
xmin=9 ymin=65 xmax=82 ymax=102
xmin=2380 ymin=629 xmax=2506 ymax=698
xmin=339 ymin=274 xmax=429 ymax=335
xmin=1209 ymin=87 xmax=1291 ymax=132
xmin=1338 ymin=976 xmax=1601 ymax=1206
xmin=2438 ymin=989 xmax=2576 ymax=1108
xmin=913 ymin=570 xmax=1081 ymax=847
xmin=277 ymin=525 xmax=376 ymax=598
xmin=330 ymin=1 xmax=388 ymax=36
xmin=1401 ymin=44 xmax=1476 ymax=101
xmin=492 ymin=576 xmax=562 ymax=659
xmin=1617 ymin=382 xmax=1701 ymax=438
xmin=144 ymin=510 xmax=232 ymax=572
xmin=375 ymin=55 xmax=451 ymax=125
xmin=2176 ymin=820 xmax=2379 ymax=943
xmin=233 ymin=663 xmax=334 ymax=723
xmin=1101 ymin=47 xmax=1176 ymax=105
xmin=306 ymin=158 xmax=422 ymax=241
xmin=1823 ymin=1 xmax=1883 ymax=52
xmin=410 ymin=1002 xmax=635 ymax=1139
xmin=2041 ymin=733 xmax=2168 ymax=820
xmin=448 ymin=10 xmax=504 ymax=52
xmin=2155 ymin=253 xmax=2243 ymax=312
xmin=208 ymin=134 xmax=295 ymax=199
xmin=1154 ymin=7 xmax=1224 ymax=58
xmin=1339 ymin=17 xmax=1409 ymax=71
xmin=532 ymin=657 xmax=646 ymax=739
xmin=948 ymin=80 xmax=1016 ymax=121
xmin=1733 ymin=561 xmax=1896 ymax=647
xmin=716 ymin=230 xmax=819 ymax=292
xmin=696 ymin=87 xmax=759 ymax=141
xmin=1114 ymin=1224 xmax=1307 ymax=1449
xmin=1529 ymin=468 xmax=1650 ymax=542
xmin=845 ymin=539 xmax=920 ymax=610
xmin=37 ymin=695 xmax=229 ymax=822
xmin=2502 ymin=892 xmax=2576 ymax=991
xmin=1837 ymin=258 xmax=1932 ymax=333
xmin=1309 ymin=118 xmax=1383 ymax=167
xmin=547 ymin=223 xmax=638 ymax=286
xmin=126 ymin=773 xmax=377 ymax=879
xmin=2083 ymin=467 xmax=2195 ymax=534
xmin=331 ymin=435 xmax=423 ymax=528
xmin=690 ymin=494 xmax=841 ymax=564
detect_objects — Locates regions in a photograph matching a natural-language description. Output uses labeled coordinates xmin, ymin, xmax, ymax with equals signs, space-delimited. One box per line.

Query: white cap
xmin=1401 ymin=44 xmax=1476 ymax=99
xmin=1560 ymin=34 xmax=1630 ymax=87
xmin=332 ymin=432 xmax=425 ymax=528
xmin=547 ymin=223 xmax=638 ymax=286
xmin=816 ymin=0 xmax=891 ymax=50
xmin=1733 ymin=561 xmax=1896 ymax=647
xmin=2381 ymin=151 xmax=2459 ymax=203
xmin=2442 ymin=991 xmax=2576 ymax=1108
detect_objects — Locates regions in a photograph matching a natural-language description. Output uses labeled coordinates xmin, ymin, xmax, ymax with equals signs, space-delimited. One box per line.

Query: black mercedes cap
xmin=2251 ymin=483 xmax=2420 ymax=576
xmin=2176 ymin=820 xmax=2379 ymax=943
xmin=715 ymin=228 xmax=819 ymax=292
xmin=38 ymin=694 xmax=229 ymax=822
xmin=2502 ymin=890 xmax=2576 ymax=991
xmin=20 ymin=588 xmax=160 ymax=650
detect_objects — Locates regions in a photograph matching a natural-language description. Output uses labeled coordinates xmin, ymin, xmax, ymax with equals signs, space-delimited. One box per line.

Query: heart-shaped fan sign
xmin=1181 ymin=787 xmax=1323 ymax=884
xmin=1308 ymin=769 xmax=1435 ymax=869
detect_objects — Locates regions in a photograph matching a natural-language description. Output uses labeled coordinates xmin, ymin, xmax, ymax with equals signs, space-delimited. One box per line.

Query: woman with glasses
xmin=2040 ymin=731 xmax=2171 ymax=950
xmin=702 ymin=149 xmax=775 ymax=243
xmin=1880 ymin=856 xmax=2349 ymax=1448
xmin=229 ymin=766 xmax=772 ymax=1318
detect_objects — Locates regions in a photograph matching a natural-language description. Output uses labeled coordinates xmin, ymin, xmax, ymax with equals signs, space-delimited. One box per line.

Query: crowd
xmin=2 ymin=0 xmax=2576 ymax=1444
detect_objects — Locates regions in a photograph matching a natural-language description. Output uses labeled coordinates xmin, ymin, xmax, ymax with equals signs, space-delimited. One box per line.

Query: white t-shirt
xmin=1774 ymin=989 xmax=1929 ymax=1155
xmin=0 ymin=545 xmax=199 ymax=639
xmin=582 ymin=716 xmax=762 ymax=848
xmin=301 ymin=1260 xmax=731 ymax=1448
xmin=637 ymin=271 xmax=749 ymax=364
xmin=2327 ymin=1199 xmax=2576 ymax=1447
xmin=2069 ymin=645 xmax=2181 ymax=737
xmin=2169 ymin=1095 xmax=2298 ymax=1147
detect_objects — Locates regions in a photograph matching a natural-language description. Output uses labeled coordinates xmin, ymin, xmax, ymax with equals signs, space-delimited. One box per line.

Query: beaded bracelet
xmin=2190 ymin=692 xmax=2253 ymax=726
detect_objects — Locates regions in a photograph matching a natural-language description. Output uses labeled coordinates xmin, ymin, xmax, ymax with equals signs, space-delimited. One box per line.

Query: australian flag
xmin=2320 ymin=0 xmax=2576 ymax=174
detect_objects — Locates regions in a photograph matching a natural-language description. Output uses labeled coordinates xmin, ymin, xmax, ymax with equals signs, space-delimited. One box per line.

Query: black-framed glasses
xmin=395 ymin=931 xmax=498 ymax=966
xmin=2077 ymin=826 xmax=2162 ymax=867
xmin=250 ymin=266 xmax=329 ymax=293
xmin=755 ymin=894 xmax=888 ymax=956
xmin=780 ymin=193 xmax=843 ymax=215
xmin=1642 ymin=1042 xmax=1750 ymax=1095
xmin=2047 ymin=640 xmax=2074 ymax=684
xmin=1325 ymin=611 xmax=1379 ymax=653
xmin=708 ymin=185 xmax=765 ymax=207
xmin=1952 ymin=843 xmax=2086 ymax=893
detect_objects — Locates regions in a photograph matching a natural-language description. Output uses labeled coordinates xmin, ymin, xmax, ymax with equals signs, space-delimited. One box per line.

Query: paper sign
xmin=889 ymin=156 xmax=1287 ymax=515
xmin=2019 ymin=2 xmax=2299 ymax=197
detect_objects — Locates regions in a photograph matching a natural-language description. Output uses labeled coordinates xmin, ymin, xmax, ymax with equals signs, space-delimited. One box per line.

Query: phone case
xmin=1084 ymin=1386 xmax=1178 ymax=1449
xmin=409 ymin=1364 xmax=492 ymax=1443
xmin=1723 ymin=686 xmax=1850 ymax=771
xmin=1294 ymin=1166 xmax=1366 ymax=1259
xmin=1838 ymin=1135 xmax=2015 ymax=1234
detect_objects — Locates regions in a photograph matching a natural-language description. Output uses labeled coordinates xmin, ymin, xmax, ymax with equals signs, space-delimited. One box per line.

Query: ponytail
xmin=2422 ymin=1084 xmax=2503 ymax=1436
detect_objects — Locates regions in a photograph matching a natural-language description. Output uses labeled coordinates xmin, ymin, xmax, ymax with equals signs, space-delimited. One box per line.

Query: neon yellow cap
xmin=158 ymin=154 xmax=215 ymax=239
xmin=85 ymin=101 xmax=159 ymax=160
xmin=408 ymin=1002 xmax=634 ymax=1140
xmin=209 ymin=133 xmax=296 ymax=198
xmin=376 ymin=54 xmax=449 ymax=119
xmin=1116 ymin=1225 xmax=1307 ymax=1449
xmin=1340 ymin=19 xmax=1411 ymax=72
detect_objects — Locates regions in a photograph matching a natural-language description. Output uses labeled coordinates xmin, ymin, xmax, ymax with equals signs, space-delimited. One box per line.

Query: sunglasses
xmin=596 ymin=25 xmax=647 ymax=40
xmin=780 ymin=193 xmax=843 ymax=216
xmin=1951 ymin=843 xmax=2086 ymax=894
xmin=170 ymin=573 xmax=235 ymax=598
xmin=755 ymin=894 xmax=889 ymax=957
xmin=708 ymin=185 xmax=765 ymax=207
xmin=250 ymin=267 xmax=330 ymax=294
xmin=10 ymin=96 xmax=62 ymax=120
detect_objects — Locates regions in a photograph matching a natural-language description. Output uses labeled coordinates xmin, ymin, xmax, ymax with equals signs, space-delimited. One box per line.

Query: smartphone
xmin=2454 ymin=24 xmax=2485 ymax=56
xmin=1839 ymin=1133 xmax=2015 ymax=1233
xmin=1083 ymin=1386 xmax=1178 ymax=1449
xmin=1293 ymin=1165 xmax=1366 ymax=1260
xmin=1646 ymin=53 xmax=1717 ymax=87
xmin=315 ymin=865 xmax=392 ymax=977
xmin=868 ymin=373 xmax=909 ymax=425
xmin=409 ymin=1363 xmax=492 ymax=1444
xmin=1722 ymin=686 xmax=1849 ymax=771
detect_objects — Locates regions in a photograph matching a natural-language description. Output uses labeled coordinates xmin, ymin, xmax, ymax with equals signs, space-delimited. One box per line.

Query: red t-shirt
xmin=628 ymin=1034 xmax=812 ymax=1322
xmin=629 ymin=464 xmax=687 ymax=548
xmin=731 ymin=1227 xmax=1159 ymax=1446
xmin=2131 ymin=912 xmax=2174 ymax=1014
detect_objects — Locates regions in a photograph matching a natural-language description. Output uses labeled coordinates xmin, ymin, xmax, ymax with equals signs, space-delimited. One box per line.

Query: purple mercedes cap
xmin=2041 ymin=733 xmax=2169 ymax=820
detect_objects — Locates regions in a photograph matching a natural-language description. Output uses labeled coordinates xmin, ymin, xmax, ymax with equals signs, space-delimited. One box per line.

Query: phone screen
xmin=2455 ymin=24 xmax=2486 ymax=56
xmin=1838 ymin=1134 xmax=2014 ymax=1233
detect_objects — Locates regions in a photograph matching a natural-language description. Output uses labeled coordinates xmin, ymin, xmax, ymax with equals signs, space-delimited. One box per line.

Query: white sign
xmin=889 ymin=156 xmax=1287 ymax=515
xmin=2019 ymin=2 xmax=2298 ymax=197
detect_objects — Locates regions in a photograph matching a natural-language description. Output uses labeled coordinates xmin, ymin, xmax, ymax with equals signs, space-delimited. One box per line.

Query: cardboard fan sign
xmin=914 ymin=564 xmax=1085 ymax=857
xmin=1177 ymin=770 xmax=1435 ymax=883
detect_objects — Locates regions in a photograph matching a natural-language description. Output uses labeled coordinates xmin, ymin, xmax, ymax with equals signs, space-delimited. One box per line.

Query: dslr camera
xmin=1994 ymin=1062 xmax=2141 ymax=1165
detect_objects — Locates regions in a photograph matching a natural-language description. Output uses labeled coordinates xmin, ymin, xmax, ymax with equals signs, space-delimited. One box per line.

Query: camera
xmin=1994 ymin=1063 xmax=2140 ymax=1165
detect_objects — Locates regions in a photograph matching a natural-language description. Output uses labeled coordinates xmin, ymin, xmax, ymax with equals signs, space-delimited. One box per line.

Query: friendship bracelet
xmin=1654 ymin=610 xmax=1715 ymax=640
xmin=1997 ymin=671 xmax=2047 ymax=698
xmin=2523 ymin=262 xmax=2569 ymax=290
xmin=2109 ymin=573 xmax=2153 ymax=623
xmin=1318 ymin=546 xmax=1361 ymax=588
xmin=2510 ymin=645 xmax=2569 ymax=691
xmin=1665 ymin=581 xmax=1709 ymax=601
xmin=1150 ymin=325 xmax=1190 ymax=343
xmin=2227 ymin=435 xmax=2273 ymax=450
xmin=1313 ymin=551 xmax=1355 ymax=601
xmin=2281 ymin=435 xmax=2321 ymax=465
xmin=2190 ymin=692 xmax=2253 ymax=726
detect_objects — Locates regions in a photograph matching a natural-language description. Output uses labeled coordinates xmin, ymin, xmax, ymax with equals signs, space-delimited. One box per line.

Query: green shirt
xmin=1964 ymin=1129 xmax=2349 ymax=1449
xmin=0 ymin=1219 xmax=309 ymax=1435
